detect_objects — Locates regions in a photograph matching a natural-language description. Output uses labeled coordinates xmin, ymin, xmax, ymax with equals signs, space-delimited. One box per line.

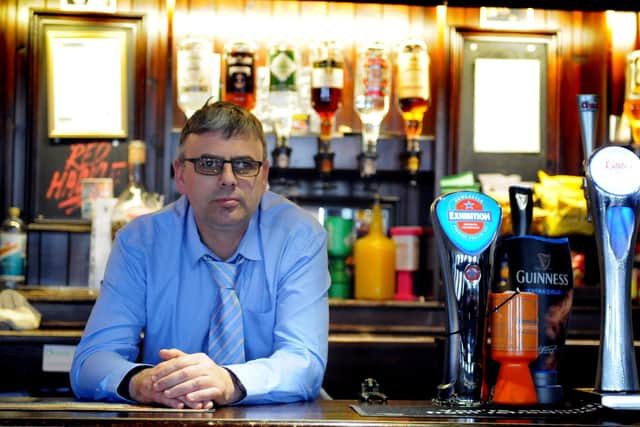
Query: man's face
xmin=173 ymin=131 xmax=269 ymax=235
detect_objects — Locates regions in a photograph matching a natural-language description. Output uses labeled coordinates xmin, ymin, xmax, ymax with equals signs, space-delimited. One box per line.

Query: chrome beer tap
xmin=579 ymin=93 xmax=640 ymax=409
xmin=585 ymin=146 xmax=640 ymax=394
xmin=431 ymin=191 xmax=502 ymax=406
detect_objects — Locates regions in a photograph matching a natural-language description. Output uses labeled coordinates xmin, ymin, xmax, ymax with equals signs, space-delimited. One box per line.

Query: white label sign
xmin=42 ymin=344 xmax=76 ymax=373
xmin=589 ymin=146 xmax=640 ymax=195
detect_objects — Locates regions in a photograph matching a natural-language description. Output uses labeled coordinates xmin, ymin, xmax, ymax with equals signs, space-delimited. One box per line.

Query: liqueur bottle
xmin=223 ymin=39 xmax=256 ymax=111
xmin=396 ymin=40 xmax=430 ymax=175
xmin=354 ymin=41 xmax=391 ymax=178
xmin=268 ymin=39 xmax=299 ymax=168
xmin=310 ymin=40 xmax=344 ymax=175
xmin=0 ymin=207 xmax=27 ymax=289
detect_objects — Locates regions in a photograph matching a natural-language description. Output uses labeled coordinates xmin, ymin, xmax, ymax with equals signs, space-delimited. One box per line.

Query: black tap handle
xmin=509 ymin=185 xmax=533 ymax=236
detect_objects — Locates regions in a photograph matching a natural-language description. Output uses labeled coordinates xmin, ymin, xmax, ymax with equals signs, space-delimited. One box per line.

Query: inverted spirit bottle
xmin=224 ymin=40 xmax=256 ymax=111
xmin=354 ymin=41 xmax=391 ymax=178
xmin=268 ymin=39 xmax=299 ymax=168
xmin=311 ymin=40 xmax=344 ymax=175
xmin=396 ymin=40 xmax=430 ymax=175
xmin=623 ymin=50 xmax=640 ymax=146
xmin=177 ymin=37 xmax=216 ymax=118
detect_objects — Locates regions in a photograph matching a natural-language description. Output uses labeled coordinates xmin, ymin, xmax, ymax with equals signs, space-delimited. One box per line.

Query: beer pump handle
xmin=509 ymin=186 xmax=533 ymax=236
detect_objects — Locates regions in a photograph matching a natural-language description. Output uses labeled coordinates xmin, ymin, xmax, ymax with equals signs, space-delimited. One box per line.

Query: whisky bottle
xmin=223 ymin=39 xmax=257 ymax=111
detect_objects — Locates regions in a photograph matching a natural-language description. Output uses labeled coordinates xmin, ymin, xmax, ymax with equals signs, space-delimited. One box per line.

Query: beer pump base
xmin=598 ymin=392 xmax=640 ymax=410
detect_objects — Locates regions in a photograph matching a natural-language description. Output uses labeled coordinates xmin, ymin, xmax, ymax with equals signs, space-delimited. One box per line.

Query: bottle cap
xmin=390 ymin=226 xmax=423 ymax=236
xmin=8 ymin=207 xmax=20 ymax=218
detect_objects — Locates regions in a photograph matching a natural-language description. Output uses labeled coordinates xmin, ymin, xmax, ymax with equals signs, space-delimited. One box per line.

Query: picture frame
xmin=46 ymin=27 xmax=128 ymax=138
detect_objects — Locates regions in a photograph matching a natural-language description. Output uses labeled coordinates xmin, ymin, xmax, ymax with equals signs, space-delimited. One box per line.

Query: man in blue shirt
xmin=70 ymin=101 xmax=330 ymax=409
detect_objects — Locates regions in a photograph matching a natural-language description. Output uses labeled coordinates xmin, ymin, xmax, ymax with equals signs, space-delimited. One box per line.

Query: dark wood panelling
xmin=39 ymin=232 xmax=69 ymax=285
xmin=67 ymin=232 xmax=89 ymax=286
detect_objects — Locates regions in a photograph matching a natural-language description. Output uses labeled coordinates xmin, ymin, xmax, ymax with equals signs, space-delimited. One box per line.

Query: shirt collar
xmin=182 ymin=195 xmax=263 ymax=267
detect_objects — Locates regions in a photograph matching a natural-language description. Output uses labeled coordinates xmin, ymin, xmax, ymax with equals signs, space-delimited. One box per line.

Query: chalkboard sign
xmin=36 ymin=141 xmax=129 ymax=219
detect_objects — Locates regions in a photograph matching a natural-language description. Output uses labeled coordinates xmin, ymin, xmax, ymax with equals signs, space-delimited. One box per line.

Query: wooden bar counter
xmin=0 ymin=395 xmax=639 ymax=426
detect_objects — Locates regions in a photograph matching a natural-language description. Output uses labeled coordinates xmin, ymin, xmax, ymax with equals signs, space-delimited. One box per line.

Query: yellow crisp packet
xmin=534 ymin=170 xmax=593 ymax=236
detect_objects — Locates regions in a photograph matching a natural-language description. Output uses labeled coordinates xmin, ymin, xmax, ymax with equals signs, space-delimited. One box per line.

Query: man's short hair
xmin=178 ymin=100 xmax=267 ymax=161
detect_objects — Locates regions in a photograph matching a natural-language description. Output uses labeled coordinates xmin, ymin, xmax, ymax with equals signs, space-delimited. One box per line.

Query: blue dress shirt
xmin=70 ymin=192 xmax=330 ymax=405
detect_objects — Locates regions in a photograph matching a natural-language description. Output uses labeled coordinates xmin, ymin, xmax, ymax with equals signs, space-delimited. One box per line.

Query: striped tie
xmin=205 ymin=256 xmax=245 ymax=365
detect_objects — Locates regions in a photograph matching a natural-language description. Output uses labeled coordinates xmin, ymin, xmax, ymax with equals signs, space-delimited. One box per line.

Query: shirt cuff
xmin=224 ymin=367 xmax=247 ymax=404
xmin=117 ymin=365 xmax=152 ymax=402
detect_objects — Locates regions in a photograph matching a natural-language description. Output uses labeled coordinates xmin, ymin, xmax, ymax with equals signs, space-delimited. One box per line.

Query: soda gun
xmin=431 ymin=191 xmax=502 ymax=405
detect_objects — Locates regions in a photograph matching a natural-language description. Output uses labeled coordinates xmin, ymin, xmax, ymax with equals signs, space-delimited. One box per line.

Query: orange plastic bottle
xmin=354 ymin=201 xmax=396 ymax=300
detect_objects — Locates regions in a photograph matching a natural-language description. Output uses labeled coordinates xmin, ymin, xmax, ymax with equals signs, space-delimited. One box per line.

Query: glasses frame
xmin=182 ymin=155 xmax=263 ymax=177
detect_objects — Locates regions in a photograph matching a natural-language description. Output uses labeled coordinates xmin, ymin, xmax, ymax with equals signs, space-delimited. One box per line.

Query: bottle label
xmin=311 ymin=67 xmax=344 ymax=89
xmin=269 ymin=50 xmax=297 ymax=92
xmin=226 ymin=53 xmax=255 ymax=94
xmin=0 ymin=232 xmax=27 ymax=281
xmin=362 ymin=54 xmax=390 ymax=98
xmin=397 ymin=50 xmax=430 ymax=100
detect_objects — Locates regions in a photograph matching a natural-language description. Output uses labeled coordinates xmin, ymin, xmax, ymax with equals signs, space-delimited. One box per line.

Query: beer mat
xmin=350 ymin=402 xmax=603 ymax=419
xmin=0 ymin=397 xmax=214 ymax=412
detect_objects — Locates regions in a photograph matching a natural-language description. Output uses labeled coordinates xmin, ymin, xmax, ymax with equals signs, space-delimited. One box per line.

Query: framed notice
xmin=46 ymin=28 xmax=128 ymax=138
xmin=450 ymin=28 xmax=559 ymax=182
xmin=28 ymin=10 xmax=146 ymax=220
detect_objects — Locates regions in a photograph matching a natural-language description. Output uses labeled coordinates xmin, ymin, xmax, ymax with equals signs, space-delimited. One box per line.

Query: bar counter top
xmin=0 ymin=395 xmax=638 ymax=427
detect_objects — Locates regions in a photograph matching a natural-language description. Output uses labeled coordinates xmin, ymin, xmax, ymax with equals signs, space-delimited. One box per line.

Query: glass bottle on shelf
xmin=396 ymin=40 xmax=431 ymax=175
xmin=268 ymin=39 xmax=299 ymax=168
xmin=176 ymin=36 xmax=217 ymax=119
xmin=111 ymin=140 xmax=164 ymax=234
xmin=623 ymin=49 xmax=640 ymax=146
xmin=223 ymin=39 xmax=257 ymax=111
xmin=310 ymin=40 xmax=344 ymax=175
xmin=354 ymin=41 xmax=391 ymax=178
xmin=0 ymin=207 xmax=27 ymax=289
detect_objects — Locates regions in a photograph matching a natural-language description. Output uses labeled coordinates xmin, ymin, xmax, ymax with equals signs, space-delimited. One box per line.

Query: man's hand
xmin=128 ymin=367 xmax=205 ymax=409
xmin=149 ymin=348 xmax=243 ymax=408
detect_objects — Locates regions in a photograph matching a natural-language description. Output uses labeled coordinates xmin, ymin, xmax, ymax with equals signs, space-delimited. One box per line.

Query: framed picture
xmin=46 ymin=28 xmax=128 ymax=138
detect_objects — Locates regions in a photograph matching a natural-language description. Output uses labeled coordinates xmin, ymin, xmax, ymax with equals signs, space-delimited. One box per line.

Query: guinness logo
xmin=515 ymin=193 xmax=529 ymax=210
xmin=537 ymin=253 xmax=551 ymax=271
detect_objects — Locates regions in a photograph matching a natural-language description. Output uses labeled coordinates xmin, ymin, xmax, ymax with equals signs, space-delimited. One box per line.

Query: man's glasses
xmin=182 ymin=155 xmax=263 ymax=177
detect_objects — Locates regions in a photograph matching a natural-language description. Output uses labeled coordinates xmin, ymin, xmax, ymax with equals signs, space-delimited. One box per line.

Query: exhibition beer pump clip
xmin=579 ymin=94 xmax=640 ymax=410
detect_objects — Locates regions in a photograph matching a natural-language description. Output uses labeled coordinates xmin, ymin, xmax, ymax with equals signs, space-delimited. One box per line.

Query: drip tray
xmin=350 ymin=402 xmax=603 ymax=419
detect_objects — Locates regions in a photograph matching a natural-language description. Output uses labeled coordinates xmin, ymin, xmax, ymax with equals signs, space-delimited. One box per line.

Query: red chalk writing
xmin=46 ymin=142 xmax=128 ymax=215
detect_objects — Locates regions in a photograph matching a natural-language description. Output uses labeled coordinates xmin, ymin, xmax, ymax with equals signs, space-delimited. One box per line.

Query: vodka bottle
xmin=268 ymin=39 xmax=299 ymax=168
xmin=223 ymin=39 xmax=256 ymax=111
xmin=354 ymin=41 xmax=391 ymax=176
xmin=0 ymin=207 xmax=27 ymax=289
